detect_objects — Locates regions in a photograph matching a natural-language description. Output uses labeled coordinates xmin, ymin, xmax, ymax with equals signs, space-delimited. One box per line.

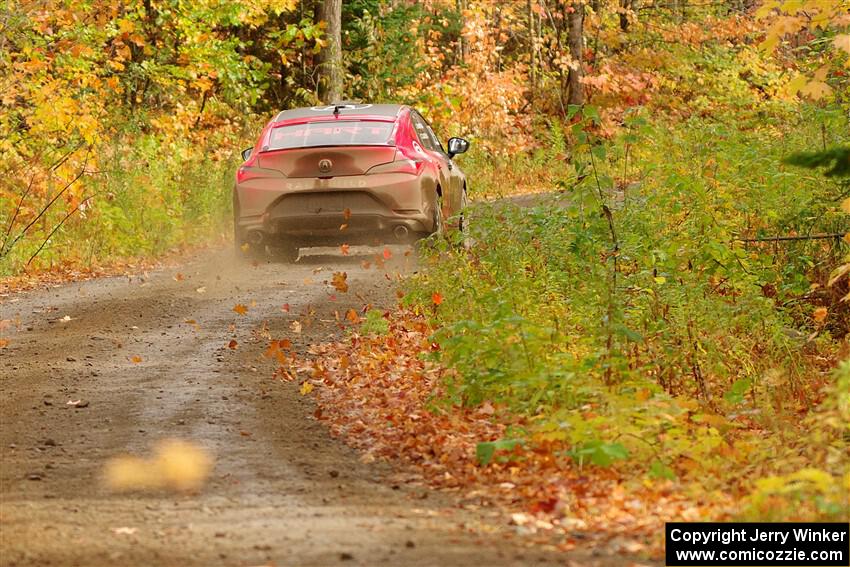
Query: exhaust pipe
xmin=247 ymin=230 xmax=265 ymax=245
xmin=393 ymin=225 xmax=409 ymax=241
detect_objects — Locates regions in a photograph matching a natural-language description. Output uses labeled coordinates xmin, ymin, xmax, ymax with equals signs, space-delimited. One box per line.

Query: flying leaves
xmin=233 ymin=304 xmax=248 ymax=316
xmin=331 ymin=272 xmax=349 ymax=293
xmin=104 ymin=439 xmax=212 ymax=492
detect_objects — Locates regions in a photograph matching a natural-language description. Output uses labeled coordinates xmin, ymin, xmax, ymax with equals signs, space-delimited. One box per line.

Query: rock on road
xmin=0 ymin=247 xmax=571 ymax=567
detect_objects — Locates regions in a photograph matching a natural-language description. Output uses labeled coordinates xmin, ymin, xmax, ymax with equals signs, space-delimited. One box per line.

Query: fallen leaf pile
xmin=303 ymin=311 xmax=734 ymax=557
xmin=0 ymin=243 xmax=210 ymax=295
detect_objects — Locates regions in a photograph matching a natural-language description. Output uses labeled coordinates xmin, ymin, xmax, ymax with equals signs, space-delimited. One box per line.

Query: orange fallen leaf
xmin=432 ymin=292 xmax=443 ymax=306
xmin=813 ymin=307 xmax=828 ymax=323
xmin=228 ymin=339 xmax=238 ymax=349
xmin=331 ymin=271 xmax=349 ymax=293
xmin=130 ymin=355 xmax=143 ymax=364
xmin=233 ymin=304 xmax=248 ymax=316
xmin=0 ymin=339 xmax=9 ymax=348
xmin=345 ymin=308 xmax=360 ymax=323
xmin=340 ymin=244 xmax=350 ymax=256
xmin=339 ymin=223 xmax=349 ymax=231
xmin=281 ymin=303 xmax=290 ymax=312
xmin=173 ymin=273 xmax=185 ymax=281
xmin=382 ymin=247 xmax=392 ymax=260
xmin=343 ymin=208 xmax=352 ymax=220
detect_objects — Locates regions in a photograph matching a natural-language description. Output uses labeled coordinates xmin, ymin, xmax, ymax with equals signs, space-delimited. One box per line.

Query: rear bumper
xmin=237 ymin=211 xmax=429 ymax=246
xmin=234 ymin=173 xmax=434 ymax=246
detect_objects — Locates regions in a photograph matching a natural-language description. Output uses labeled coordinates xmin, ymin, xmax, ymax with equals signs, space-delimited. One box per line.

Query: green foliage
xmin=784 ymin=147 xmax=850 ymax=178
xmin=408 ymin=107 xmax=849 ymax=490
xmin=475 ymin=438 xmax=524 ymax=466
xmin=344 ymin=1 xmax=460 ymax=103
xmin=0 ymin=126 xmax=243 ymax=275
xmin=566 ymin=440 xmax=629 ymax=468
xmin=742 ymin=468 xmax=849 ymax=522
xmin=360 ymin=309 xmax=390 ymax=336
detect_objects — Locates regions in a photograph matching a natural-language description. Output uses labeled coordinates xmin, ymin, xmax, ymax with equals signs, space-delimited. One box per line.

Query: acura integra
xmin=234 ymin=103 xmax=470 ymax=261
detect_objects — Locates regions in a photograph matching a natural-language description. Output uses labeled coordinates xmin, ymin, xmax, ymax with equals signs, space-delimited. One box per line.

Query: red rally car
xmin=234 ymin=103 xmax=470 ymax=261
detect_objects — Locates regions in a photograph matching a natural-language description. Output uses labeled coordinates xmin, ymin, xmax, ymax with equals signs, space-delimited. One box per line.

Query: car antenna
xmin=333 ymin=101 xmax=361 ymax=115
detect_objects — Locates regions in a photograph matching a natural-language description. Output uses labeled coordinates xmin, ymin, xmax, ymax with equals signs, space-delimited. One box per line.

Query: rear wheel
xmin=432 ymin=193 xmax=444 ymax=236
xmin=458 ymin=189 xmax=471 ymax=250
xmin=268 ymin=242 xmax=299 ymax=263
xmin=233 ymin=220 xmax=244 ymax=254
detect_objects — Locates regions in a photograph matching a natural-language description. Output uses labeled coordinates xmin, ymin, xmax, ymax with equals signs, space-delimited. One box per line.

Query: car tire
xmin=432 ymin=193 xmax=444 ymax=236
xmin=269 ymin=242 xmax=299 ymax=263
xmin=458 ymin=189 xmax=472 ymax=250
xmin=233 ymin=221 xmax=244 ymax=253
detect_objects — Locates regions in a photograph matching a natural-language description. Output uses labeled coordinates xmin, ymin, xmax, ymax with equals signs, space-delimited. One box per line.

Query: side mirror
xmin=241 ymin=147 xmax=253 ymax=162
xmin=447 ymin=137 xmax=469 ymax=159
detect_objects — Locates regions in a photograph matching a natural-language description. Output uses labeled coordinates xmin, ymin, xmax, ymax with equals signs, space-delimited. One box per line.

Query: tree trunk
xmin=317 ymin=0 xmax=343 ymax=104
xmin=619 ymin=0 xmax=631 ymax=32
xmin=528 ymin=0 xmax=537 ymax=99
xmin=566 ymin=1 xmax=584 ymax=106
xmin=456 ymin=0 xmax=468 ymax=64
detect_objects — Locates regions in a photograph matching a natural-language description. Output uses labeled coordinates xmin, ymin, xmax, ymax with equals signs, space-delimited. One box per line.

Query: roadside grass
xmin=1 ymin=122 xmax=247 ymax=278
xmin=401 ymin=108 xmax=849 ymax=521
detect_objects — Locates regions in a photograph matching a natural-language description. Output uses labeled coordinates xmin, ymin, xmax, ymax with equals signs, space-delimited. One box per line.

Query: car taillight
xmin=366 ymin=158 xmax=423 ymax=175
xmin=237 ymin=166 xmax=285 ymax=183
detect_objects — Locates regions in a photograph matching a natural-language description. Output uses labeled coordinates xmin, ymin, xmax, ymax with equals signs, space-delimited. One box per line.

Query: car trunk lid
xmin=257 ymin=147 xmax=398 ymax=178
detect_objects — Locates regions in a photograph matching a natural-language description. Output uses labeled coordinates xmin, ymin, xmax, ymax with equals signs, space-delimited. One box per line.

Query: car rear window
xmin=267 ymin=121 xmax=395 ymax=150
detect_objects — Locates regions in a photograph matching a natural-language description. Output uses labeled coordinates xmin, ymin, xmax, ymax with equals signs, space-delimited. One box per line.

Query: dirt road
xmin=0 ymin=247 xmax=574 ymax=567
